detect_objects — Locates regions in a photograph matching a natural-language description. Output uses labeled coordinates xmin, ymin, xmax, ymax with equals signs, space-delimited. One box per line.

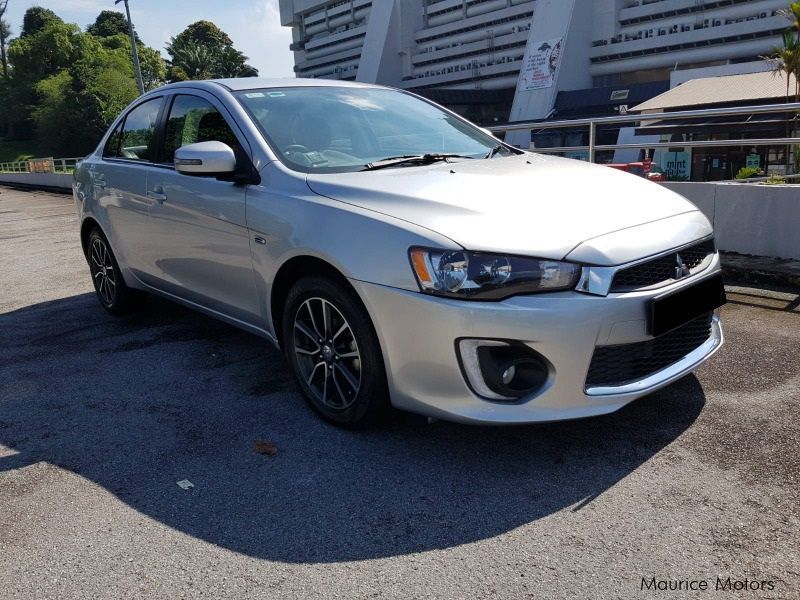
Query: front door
xmin=145 ymin=92 xmax=262 ymax=327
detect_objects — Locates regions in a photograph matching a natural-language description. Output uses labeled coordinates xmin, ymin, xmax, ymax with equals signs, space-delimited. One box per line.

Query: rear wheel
xmin=87 ymin=228 xmax=146 ymax=315
xmin=282 ymin=276 xmax=389 ymax=428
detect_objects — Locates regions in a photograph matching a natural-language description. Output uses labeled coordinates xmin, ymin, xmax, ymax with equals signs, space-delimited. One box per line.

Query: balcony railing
xmin=488 ymin=102 xmax=800 ymax=180
xmin=0 ymin=157 xmax=83 ymax=174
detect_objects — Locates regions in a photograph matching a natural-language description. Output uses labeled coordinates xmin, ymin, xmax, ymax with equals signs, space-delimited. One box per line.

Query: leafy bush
xmin=735 ymin=166 xmax=762 ymax=179
xmin=765 ymin=173 xmax=787 ymax=185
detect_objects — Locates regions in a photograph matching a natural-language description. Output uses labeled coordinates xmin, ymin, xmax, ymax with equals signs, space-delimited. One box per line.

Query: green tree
xmin=214 ymin=45 xmax=257 ymax=78
xmin=33 ymin=33 xmax=140 ymax=155
xmin=1 ymin=6 xmax=164 ymax=152
xmin=93 ymin=32 xmax=166 ymax=91
xmin=168 ymin=39 xmax=216 ymax=80
xmin=168 ymin=20 xmax=232 ymax=53
xmin=4 ymin=12 xmax=79 ymax=138
xmin=87 ymin=10 xmax=139 ymax=42
xmin=137 ymin=44 xmax=166 ymax=90
xmin=167 ymin=21 xmax=258 ymax=81
xmin=21 ymin=6 xmax=59 ymax=37
xmin=8 ymin=18 xmax=79 ymax=84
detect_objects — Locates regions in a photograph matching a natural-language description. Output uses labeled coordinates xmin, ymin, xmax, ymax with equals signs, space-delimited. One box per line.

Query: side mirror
xmin=175 ymin=141 xmax=236 ymax=176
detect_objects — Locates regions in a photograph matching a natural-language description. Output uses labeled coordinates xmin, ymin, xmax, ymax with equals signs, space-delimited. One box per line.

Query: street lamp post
xmin=115 ymin=0 xmax=145 ymax=95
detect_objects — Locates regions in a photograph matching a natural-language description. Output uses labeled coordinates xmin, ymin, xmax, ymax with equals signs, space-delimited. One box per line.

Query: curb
xmin=721 ymin=253 xmax=800 ymax=291
xmin=0 ymin=182 xmax=72 ymax=195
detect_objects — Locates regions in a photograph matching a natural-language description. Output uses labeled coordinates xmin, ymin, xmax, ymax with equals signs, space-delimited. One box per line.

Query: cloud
xmin=230 ymin=0 xmax=294 ymax=77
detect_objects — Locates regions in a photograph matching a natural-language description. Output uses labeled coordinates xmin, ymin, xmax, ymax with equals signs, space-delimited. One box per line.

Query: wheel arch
xmin=270 ymin=255 xmax=362 ymax=348
xmin=80 ymin=217 xmax=102 ymax=258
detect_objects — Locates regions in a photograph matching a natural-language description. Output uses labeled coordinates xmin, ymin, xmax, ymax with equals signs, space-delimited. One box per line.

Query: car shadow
xmin=0 ymin=293 xmax=706 ymax=563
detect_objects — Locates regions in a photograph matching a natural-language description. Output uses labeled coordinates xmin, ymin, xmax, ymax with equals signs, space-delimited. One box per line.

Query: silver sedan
xmin=73 ymin=78 xmax=725 ymax=427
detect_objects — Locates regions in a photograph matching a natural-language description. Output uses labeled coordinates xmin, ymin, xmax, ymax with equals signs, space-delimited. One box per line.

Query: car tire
xmin=282 ymin=276 xmax=390 ymax=428
xmin=86 ymin=228 xmax=147 ymax=315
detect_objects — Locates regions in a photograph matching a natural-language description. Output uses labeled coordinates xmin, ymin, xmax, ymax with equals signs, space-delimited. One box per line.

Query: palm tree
xmin=765 ymin=4 xmax=800 ymax=172
xmin=768 ymin=30 xmax=800 ymax=100
xmin=214 ymin=45 xmax=251 ymax=78
xmin=169 ymin=41 xmax=216 ymax=80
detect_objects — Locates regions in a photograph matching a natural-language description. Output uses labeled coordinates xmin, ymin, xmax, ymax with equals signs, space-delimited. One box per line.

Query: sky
xmin=3 ymin=0 xmax=295 ymax=77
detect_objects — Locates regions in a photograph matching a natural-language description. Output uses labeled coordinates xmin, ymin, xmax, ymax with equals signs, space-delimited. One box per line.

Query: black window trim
xmin=101 ymin=95 xmax=167 ymax=165
xmin=155 ymin=90 xmax=254 ymax=167
xmin=151 ymin=90 xmax=259 ymax=184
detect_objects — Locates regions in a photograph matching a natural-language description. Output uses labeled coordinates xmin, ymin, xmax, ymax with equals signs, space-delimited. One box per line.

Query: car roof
xmin=157 ymin=77 xmax=386 ymax=93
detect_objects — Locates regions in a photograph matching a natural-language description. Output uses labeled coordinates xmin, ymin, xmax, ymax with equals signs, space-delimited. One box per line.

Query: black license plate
xmin=649 ymin=273 xmax=726 ymax=337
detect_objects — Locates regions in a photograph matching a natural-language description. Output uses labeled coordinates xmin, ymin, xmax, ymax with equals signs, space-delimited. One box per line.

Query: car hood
xmin=305 ymin=153 xmax=705 ymax=262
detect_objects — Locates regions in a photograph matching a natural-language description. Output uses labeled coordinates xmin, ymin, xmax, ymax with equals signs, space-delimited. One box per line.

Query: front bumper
xmin=351 ymin=264 xmax=723 ymax=425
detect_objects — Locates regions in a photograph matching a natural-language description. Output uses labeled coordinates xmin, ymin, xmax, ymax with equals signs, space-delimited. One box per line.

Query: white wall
xmin=664 ymin=182 xmax=800 ymax=260
xmin=0 ymin=173 xmax=72 ymax=190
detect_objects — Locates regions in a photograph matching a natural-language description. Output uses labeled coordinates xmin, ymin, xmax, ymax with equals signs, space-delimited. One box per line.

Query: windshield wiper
xmin=485 ymin=144 xmax=507 ymax=159
xmin=362 ymin=153 xmax=473 ymax=171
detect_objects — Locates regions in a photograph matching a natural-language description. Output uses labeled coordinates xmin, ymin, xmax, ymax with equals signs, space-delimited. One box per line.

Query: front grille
xmin=611 ymin=239 xmax=715 ymax=291
xmin=586 ymin=312 xmax=713 ymax=388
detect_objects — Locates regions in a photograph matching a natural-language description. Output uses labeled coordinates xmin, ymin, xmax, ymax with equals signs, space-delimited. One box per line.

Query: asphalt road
xmin=0 ymin=186 xmax=798 ymax=599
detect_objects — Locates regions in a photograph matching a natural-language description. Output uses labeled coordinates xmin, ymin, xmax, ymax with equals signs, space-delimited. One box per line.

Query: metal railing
xmin=488 ymin=102 xmax=800 ymax=165
xmin=0 ymin=157 xmax=83 ymax=174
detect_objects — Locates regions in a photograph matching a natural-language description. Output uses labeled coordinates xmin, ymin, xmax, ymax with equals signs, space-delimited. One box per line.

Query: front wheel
xmin=86 ymin=228 xmax=146 ymax=315
xmin=282 ymin=276 xmax=389 ymax=428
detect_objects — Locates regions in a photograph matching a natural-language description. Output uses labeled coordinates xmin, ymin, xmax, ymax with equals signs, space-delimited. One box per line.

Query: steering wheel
xmin=284 ymin=144 xmax=310 ymax=155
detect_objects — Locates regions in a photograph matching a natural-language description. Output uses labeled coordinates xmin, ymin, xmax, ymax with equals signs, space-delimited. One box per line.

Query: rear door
xmin=95 ymin=96 xmax=165 ymax=280
xmin=145 ymin=91 xmax=262 ymax=327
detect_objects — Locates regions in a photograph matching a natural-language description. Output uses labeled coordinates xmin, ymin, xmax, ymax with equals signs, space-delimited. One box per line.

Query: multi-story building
xmin=278 ymin=0 xmax=790 ymax=133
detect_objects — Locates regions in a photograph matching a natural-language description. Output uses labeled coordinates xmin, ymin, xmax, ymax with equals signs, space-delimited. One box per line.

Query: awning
xmin=631 ymin=71 xmax=799 ymax=113
xmin=554 ymin=81 xmax=670 ymax=118
xmin=634 ymin=112 xmax=799 ymax=136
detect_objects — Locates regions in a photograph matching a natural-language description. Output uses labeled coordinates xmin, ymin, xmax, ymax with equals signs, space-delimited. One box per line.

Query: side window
xmin=162 ymin=95 xmax=242 ymax=164
xmin=117 ymin=97 xmax=163 ymax=162
xmin=103 ymin=122 xmax=123 ymax=158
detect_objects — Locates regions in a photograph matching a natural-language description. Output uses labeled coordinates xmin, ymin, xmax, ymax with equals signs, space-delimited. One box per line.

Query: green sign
xmin=659 ymin=151 xmax=691 ymax=179
xmin=746 ymin=154 xmax=760 ymax=169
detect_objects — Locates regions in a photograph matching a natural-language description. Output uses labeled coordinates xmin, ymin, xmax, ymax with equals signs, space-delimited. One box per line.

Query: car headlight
xmin=409 ymin=247 xmax=581 ymax=300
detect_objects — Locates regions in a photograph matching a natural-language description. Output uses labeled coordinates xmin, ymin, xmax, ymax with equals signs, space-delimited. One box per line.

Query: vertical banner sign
xmin=519 ymin=37 xmax=563 ymax=91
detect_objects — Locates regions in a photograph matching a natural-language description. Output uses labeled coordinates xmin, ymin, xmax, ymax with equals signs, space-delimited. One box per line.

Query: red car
xmin=607 ymin=161 xmax=666 ymax=182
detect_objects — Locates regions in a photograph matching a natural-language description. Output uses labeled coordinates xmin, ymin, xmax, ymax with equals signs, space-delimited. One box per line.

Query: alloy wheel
xmin=89 ymin=237 xmax=117 ymax=306
xmin=292 ymin=297 xmax=362 ymax=410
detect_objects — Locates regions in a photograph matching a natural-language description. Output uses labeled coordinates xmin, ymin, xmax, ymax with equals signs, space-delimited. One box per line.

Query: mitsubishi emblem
xmin=674 ymin=253 xmax=691 ymax=279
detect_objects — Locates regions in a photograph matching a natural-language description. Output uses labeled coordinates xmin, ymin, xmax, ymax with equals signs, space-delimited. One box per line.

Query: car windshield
xmin=235 ymin=87 xmax=511 ymax=173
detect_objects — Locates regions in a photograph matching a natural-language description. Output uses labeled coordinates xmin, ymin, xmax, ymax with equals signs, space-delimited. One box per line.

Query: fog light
xmin=458 ymin=339 xmax=550 ymax=401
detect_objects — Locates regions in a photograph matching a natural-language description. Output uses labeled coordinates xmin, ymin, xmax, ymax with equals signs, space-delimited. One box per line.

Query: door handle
xmin=146 ymin=187 xmax=167 ymax=204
